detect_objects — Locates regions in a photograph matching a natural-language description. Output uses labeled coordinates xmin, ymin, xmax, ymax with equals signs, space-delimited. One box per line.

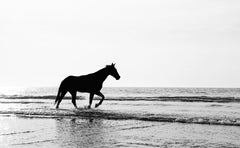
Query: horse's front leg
xmin=88 ymin=93 xmax=94 ymax=109
xmin=95 ymin=91 xmax=105 ymax=108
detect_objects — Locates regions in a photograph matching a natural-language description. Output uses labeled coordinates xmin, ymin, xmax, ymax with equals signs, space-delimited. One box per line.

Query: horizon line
xmin=0 ymin=85 xmax=239 ymax=89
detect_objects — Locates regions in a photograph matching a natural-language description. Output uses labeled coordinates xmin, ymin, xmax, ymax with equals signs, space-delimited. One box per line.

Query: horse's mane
xmin=86 ymin=66 xmax=108 ymax=76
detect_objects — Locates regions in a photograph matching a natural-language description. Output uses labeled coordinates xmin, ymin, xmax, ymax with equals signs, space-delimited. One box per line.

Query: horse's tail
xmin=54 ymin=86 xmax=61 ymax=105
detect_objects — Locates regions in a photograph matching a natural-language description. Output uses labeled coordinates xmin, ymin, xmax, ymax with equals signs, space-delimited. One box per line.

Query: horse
xmin=54 ymin=63 xmax=120 ymax=109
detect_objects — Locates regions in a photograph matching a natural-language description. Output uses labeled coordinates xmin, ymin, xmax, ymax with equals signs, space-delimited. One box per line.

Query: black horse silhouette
xmin=55 ymin=63 xmax=120 ymax=109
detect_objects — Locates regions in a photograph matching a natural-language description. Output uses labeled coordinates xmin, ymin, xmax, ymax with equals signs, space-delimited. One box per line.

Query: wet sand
xmin=1 ymin=115 xmax=240 ymax=148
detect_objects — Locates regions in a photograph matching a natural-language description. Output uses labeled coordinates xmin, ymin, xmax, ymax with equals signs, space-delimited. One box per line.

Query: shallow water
xmin=0 ymin=98 xmax=240 ymax=126
xmin=0 ymin=87 xmax=240 ymax=147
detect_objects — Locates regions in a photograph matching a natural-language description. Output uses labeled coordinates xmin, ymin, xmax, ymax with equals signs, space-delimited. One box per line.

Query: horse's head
xmin=106 ymin=63 xmax=120 ymax=80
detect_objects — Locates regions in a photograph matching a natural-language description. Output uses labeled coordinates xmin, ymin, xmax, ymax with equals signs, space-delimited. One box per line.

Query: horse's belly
xmin=77 ymin=88 xmax=100 ymax=93
xmin=76 ymin=83 xmax=102 ymax=93
xmin=64 ymin=76 xmax=102 ymax=93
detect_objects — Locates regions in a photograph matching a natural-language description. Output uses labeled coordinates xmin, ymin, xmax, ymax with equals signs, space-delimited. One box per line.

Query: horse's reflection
xmin=55 ymin=118 xmax=109 ymax=147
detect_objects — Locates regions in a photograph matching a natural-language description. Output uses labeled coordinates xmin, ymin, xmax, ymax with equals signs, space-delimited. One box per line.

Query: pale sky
xmin=0 ymin=0 xmax=240 ymax=87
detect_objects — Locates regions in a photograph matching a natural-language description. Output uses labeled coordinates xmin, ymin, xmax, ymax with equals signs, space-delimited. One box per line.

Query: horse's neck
xmin=94 ymin=68 xmax=109 ymax=83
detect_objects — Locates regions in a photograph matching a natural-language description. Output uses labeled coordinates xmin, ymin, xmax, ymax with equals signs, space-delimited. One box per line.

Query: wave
xmin=0 ymin=130 xmax=34 ymax=136
xmin=1 ymin=109 xmax=240 ymax=126
xmin=1 ymin=95 xmax=240 ymax=103
xmin=0 ymin=101 xmax=45 ymax=104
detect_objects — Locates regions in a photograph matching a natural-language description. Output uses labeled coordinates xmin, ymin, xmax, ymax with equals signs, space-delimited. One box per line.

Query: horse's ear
xmin=112 ymin=63 xmax=115 ymax=66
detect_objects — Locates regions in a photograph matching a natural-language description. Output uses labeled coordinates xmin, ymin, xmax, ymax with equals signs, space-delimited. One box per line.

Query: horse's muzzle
xmin=116 ymin=76 xmax=120 ymax=80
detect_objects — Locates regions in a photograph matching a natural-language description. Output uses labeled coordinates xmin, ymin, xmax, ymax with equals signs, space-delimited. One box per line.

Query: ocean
xmin=0 ymin=87 xmax=240 ymax=147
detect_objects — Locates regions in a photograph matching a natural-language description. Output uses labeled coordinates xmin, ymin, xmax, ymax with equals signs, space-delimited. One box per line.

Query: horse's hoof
xmin=87 ymin=106 xmax=91 ymax=109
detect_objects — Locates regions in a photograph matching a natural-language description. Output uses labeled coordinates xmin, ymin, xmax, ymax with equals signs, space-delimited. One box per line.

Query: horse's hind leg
xmin=88 ymin=93 xmax=94 ymax=109
xmin=95 ymin=91 xmax=105 ymax=108
xmin=56 ymin=91 xmax=67 ymax=109
xmin=70 ymin=91 xmax=77 ymax=108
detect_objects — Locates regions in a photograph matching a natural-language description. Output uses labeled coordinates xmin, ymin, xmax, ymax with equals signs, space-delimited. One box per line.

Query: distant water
xmin=0 ymin=87 xmax=240 ymax=101
xmin=1 ymin=87 xmax=240 ymax=147
xmin=1 ymin=87 xmax=240 ymax=101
